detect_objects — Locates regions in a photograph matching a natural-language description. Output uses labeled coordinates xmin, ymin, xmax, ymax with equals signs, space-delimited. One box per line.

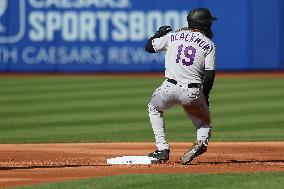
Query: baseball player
xmin=144 ymin=8 xmax=217 ymax=164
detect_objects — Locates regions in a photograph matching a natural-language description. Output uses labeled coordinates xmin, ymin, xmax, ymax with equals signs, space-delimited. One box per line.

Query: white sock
xmin=196 ymin=124 xmax=212 ymax=146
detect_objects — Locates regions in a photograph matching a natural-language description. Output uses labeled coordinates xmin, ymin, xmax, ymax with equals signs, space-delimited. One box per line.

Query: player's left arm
xmin=203 ymin=44 xmax=216 ymax=107
xmin=145 ymin=25 xmax=172 ymax=53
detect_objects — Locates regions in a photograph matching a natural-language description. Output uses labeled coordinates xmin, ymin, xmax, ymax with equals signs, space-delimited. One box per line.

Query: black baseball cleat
xmin=180 ymin=140 xmax=207 ymax=165
xmin=148 ymin=149 xmax=170 ymax=161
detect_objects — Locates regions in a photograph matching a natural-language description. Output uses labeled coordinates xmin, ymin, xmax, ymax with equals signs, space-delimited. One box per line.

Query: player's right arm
xmin=203 ymin=44 xmax=216 ymax=107
xmin=145 ymin=26 xmax=172 ymax=53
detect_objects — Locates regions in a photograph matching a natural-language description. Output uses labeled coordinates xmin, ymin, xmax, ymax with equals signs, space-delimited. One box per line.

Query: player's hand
xmin=154 ymin=25 xmax=172 ymax=38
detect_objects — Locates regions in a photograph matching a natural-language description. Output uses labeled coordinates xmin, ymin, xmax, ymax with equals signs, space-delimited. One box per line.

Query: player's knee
xmin=148 ymin=103 xmax=157 ymax=114
xmin=148 ymin=103 xmax=163 ymax=117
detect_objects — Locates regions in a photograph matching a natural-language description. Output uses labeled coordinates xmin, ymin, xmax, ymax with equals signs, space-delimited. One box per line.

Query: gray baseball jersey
xmin=152 ymin=31 xmax=216 ymax=83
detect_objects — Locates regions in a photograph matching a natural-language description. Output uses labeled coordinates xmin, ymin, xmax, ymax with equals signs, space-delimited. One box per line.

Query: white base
xmin=107 ymin=156 xmax=159 ymax=165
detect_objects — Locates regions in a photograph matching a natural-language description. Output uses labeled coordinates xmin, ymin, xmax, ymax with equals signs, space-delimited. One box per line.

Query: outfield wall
xmin=0 ymin=0 xmax=283 ymax=72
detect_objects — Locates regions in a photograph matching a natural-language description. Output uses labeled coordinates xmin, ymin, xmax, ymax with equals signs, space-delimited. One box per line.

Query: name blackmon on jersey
xmin=170 ymin=32 xmax=212 ymax=52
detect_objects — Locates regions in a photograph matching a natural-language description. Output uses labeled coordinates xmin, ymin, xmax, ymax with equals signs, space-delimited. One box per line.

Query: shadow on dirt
xmin=194 ymin=159 xmax=284 ymax=165
xmin=0 ymin=164 xmax=110 ymax=170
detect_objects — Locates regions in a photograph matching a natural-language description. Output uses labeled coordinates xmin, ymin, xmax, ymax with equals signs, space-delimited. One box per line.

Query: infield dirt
xmin=0 ymin=142 xmax=284 ymax=188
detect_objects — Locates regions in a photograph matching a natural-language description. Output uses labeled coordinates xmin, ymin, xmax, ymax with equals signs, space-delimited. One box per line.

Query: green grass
xmin=0 ymin=76 xmax=284 ymax=143
xmin=14 ymin=172 xmax=284 ymax=189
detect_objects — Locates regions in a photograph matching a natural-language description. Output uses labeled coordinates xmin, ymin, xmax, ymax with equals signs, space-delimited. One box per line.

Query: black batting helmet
xmin=187 ymin=8 xmax=217 ymax=38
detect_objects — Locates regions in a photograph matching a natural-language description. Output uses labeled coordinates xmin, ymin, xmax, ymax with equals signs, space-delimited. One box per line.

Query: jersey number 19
xmin=176 ymin=44 xmax=196 ymax=66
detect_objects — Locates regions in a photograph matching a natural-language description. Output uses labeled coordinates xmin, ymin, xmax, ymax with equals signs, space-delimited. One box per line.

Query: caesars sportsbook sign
xmin=0 ymin=0 xmax=188 ymax=72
